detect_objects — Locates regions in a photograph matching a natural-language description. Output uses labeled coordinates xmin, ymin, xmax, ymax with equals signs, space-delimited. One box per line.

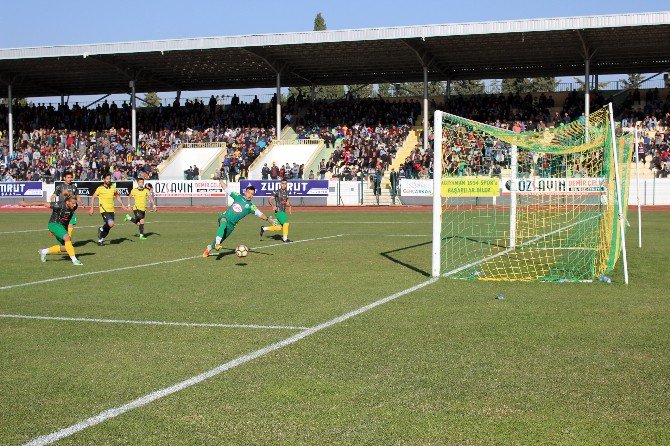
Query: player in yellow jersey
xmin=88 ymin=173 xmax=127 ymax=246
xmin=124 ymin=178 xmax=157 ymax=239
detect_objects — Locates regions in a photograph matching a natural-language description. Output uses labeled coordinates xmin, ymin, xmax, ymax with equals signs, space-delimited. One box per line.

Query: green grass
xmin=0 ymin=209 xmax=668 ymax=445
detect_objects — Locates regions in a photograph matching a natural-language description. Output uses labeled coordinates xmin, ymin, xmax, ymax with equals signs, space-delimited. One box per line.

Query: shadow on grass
xmin=58 ymin=252 xmax=95 ymax=261
xmin=214 ymin=249 xmax=236 ymax=260
xmin=73 ymin=239 xmax=96 ymax=248
xmin=380 ymin=241 xmax=431 ymax=277
xmin=109 ymin=237 xmax=133 ymax=245
xmin=381 ymin=236 xmax=507 ymax=277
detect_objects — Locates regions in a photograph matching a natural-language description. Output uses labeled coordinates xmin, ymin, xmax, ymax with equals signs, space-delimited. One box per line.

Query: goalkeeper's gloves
xmin=267 ymin=216 xmax=279 ymax=226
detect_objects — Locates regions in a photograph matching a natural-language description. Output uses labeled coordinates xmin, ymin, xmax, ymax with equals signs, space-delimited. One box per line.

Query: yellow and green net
xmin=440 ymin=107 xmax=632 ymax=282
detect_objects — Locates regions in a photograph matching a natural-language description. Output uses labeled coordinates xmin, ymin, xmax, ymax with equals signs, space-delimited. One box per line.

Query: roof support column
xmin=7 ymin=83 xmax=13 ymax=157
xmin=130 ymin=80 xmax=137 ymax=152
xmin=310 ymin=85 xmax=316 ymax=103
xmin=594 ymin=74 xmax=599 ymax=91
xmin=445 ymin=79 xmax=451 ymax=101
xmin=584 ymin=57 xmax=590 ymax=142
xmin=276 ymin=72 xmax=281 ymax=140
xmin=423 ymin=66 xmax=429 ymax=152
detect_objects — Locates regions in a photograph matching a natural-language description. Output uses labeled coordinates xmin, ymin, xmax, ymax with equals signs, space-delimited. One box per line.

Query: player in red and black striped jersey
xmin=51 ymin=171 xmax=83 ymax=239
xmin=20 ymin=191 xmax=83 ymax=265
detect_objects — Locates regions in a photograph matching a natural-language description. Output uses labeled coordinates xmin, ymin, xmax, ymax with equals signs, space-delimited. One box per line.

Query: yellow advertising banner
xmin=441 ymin=177 xmax=500 ymax=197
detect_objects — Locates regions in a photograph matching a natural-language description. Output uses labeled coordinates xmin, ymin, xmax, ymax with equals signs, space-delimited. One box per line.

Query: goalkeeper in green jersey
xmin=202 ymin=179 xmax=277 ymax=257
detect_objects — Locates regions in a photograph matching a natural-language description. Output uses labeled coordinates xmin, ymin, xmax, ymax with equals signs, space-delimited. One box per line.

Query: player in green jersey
xmin=202 ymin=179 xmax=277 ymax=258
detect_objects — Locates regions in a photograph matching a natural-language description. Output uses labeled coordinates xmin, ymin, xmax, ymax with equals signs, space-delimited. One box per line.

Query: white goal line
xmin=0 ymin=314 xmax=308 ymax=330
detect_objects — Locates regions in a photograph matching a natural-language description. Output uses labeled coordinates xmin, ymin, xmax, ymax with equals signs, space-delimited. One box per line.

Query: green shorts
xmin=216 ymin=215 xmax=236 ymax=239
xmin=275 ymin=211 xmax=288 ymax=225
xmin=48 ymin=222 xmax=68 ymax=246
xmin=71 ymin=213 xmax=77 ymax=226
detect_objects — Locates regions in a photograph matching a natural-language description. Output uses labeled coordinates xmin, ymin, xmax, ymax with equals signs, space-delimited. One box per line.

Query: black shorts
xmin=101 ymin=212 xmax=115 ymax=224
xmin=133 ymin=210 xmax=146 ymax=221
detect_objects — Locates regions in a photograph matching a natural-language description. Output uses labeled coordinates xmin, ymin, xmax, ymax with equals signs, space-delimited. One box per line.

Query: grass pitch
xmin=0 ymin=209 xmax=668 ymax=445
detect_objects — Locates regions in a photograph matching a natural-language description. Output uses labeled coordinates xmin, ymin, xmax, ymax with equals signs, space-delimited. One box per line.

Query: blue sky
xmin=1 ymin=0 xmax=668 ymax=47
xmin=1 ymin=0 xmax=667 ymax=103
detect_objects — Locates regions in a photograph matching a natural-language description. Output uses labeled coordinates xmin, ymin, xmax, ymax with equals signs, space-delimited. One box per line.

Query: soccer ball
xmin=235 ymin=244 xmax=249 ymax=257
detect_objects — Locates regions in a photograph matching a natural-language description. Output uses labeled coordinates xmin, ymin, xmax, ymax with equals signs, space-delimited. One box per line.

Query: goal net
xmin=431 ymin=105 xmax=633 ymax=283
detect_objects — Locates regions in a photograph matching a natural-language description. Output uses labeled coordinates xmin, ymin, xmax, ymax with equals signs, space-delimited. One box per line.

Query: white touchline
xmin=0 ymin=314 xmax=308 ymax=330
xmin=22 ymin=277 xmax=438 ymax=446
xmin=0 ymin=221 xmax=429 ymax=235
xmin=0 ymin=220 xmax=193 ymax=235
xmin=0 ymin=234 xmax=343 ymax=291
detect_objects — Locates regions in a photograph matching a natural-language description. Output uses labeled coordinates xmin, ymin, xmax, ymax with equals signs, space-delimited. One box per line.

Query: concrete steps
xmin=361 ymin=183 xmax=400 ymax=206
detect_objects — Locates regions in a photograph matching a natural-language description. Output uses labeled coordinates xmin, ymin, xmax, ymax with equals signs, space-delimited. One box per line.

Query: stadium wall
xmin=1 ymin=179 xmax=669 ymax=207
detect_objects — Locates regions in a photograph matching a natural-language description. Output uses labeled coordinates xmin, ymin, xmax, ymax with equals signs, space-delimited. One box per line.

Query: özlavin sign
xmin=144 ymin=180 xmax=226 ymax=197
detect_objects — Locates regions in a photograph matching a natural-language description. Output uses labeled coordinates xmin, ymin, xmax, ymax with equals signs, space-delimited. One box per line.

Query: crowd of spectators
xmin=292 ymin=98 xmax=420 ymax=179
xmin=0 ymin=99 xmax=273 ymax=182
xmin=2 ymin=88 xmax=670 ymax=183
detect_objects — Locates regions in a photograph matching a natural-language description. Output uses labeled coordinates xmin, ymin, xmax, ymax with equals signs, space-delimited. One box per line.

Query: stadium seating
xmin=1 ymin=90 xmax=669 ymax=182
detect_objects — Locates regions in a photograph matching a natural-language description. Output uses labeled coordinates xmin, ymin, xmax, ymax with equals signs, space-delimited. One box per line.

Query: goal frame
xmin=431 ymin=106 xmax=630 ymax=283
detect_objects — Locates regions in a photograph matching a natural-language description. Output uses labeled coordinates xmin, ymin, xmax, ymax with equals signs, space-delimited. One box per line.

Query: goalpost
xmin=432 ymin=105 xmax=633 ymax=283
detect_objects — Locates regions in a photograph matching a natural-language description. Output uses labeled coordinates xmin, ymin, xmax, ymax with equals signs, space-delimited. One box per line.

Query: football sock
xmin=100 ymin=223 xmax=111 ymax=238
xmin=215 ymin=236 xmax=222 ymax=245
xmin=282 ymin=223 xmax=290 ymax=239
xmin=139 ymin=224 xmax=144 ymax=235
xmin=267 ymin=225 xmax=282 ymax=232
xmin=68 ymin=226 xmax=73 ymax=237
xmin=64 ymin=241 xmax=75 ymax=258
xmin=47 ymin=246 xmax=61 ymax=255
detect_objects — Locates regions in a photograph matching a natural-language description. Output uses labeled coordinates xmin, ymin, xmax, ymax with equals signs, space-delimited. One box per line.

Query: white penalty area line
xmin=0 ymin=314 xmax=308 ymax=331
xmin=0 ymin=234 xmax=344 ymax=291
xmin=22 ymin=276 xmax=438 ymax=446
xmin=346 ymin=233 xmax=431 ymax=237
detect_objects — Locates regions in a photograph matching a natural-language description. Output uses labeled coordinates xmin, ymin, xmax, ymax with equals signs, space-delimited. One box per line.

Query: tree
xmin=620 ymin=73 xmax=643 ymax=89
xmin=530 ymin=77 xmax=558 ymax=93
xmin=143 ymin=92 xmax=161 ymax=107
xmin=309 ymin=13 xmax=345 ymax=99
xmin=314 ymin=12 xmax=326 ymax=31
xmin=572 ymin=77 xmax=610 ymax=91
xmin=501 ymin=78 xmax=534 ymax=94
xmin=452 ymin=80 xmax=485 ymax=96
xmin=315 ymin=84 xmax=346 ymax=100
xmin=392 ymin=81 xmax=445 ymax=97
xmin=346 ymin=84 xmax=374 ymax=99
xmin=287 ymin=86 xmax=311 ymax=101
xmin=377 ymin=83 xmax=393 ymax=97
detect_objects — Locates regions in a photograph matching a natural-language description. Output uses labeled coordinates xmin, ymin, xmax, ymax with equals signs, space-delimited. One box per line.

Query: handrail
xmin=181 ymin=142 xmax=228 ymax=148
xmin=274 ymin=139 xmax=323 ymax=145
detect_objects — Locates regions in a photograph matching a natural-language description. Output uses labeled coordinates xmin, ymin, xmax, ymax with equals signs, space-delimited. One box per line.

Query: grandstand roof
xmin=1 ymin=12 xmax=669 ymax=97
